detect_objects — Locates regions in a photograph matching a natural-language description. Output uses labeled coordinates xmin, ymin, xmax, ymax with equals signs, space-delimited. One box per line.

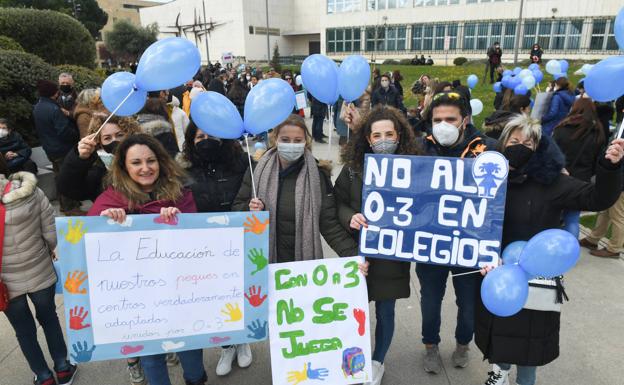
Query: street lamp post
xmin=265 ymin=0 xmax=271 ymax=64
xmin=513 ymin=0 xmax=525 ymax=66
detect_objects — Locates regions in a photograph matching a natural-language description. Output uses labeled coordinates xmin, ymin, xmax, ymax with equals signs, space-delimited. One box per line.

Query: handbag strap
xmin=0 ymin=182 xmax=13 ymax=277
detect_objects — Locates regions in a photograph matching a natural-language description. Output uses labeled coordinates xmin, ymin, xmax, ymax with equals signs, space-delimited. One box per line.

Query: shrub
xmin=454 ymin=57 xmax=468 ymax=66
xmin=399 ymin=59 xmax=412 ymax=65
xmin=55 ymin=65 xmax=105 ymax=90
xmin=0 ymin=8 xmax=96 ymax=68
xmin=0 ymin=35 xmax=23 ymax=52
xmin=382 ymin=59 xmax=399 ymax=65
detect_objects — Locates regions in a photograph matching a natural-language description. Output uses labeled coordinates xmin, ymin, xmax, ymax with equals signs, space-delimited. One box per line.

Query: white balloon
xmin=519 ymin=69 xmax=533 ymax=79
xmin=470 ymin=99 xmax=484 ymax=116
xmin=581 ymin=64 xmax=594 ymax=75
xmin=545 ymin=60 xmax=561 ymax=75
xmin=295 ymin=75 xmax=302 ymax=86
xmin=522 ymin=75 xmax=536 ymax=90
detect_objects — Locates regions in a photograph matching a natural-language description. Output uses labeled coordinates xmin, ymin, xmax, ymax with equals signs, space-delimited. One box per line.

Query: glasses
xmin=285 ymin=77 xmax=292 ymax=80
xmin=433 ymin=92 xmax=461 ymax=101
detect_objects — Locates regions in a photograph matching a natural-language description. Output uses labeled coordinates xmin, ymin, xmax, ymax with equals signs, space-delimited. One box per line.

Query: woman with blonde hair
xmin=57 ymin=113 xmax=142 ymax=202
xmin=73 ymin=88 xmax=105 ymax=138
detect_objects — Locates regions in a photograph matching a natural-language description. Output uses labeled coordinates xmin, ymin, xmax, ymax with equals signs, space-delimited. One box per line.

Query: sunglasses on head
xmin=433 ymin=92 xmax=461 ymax=101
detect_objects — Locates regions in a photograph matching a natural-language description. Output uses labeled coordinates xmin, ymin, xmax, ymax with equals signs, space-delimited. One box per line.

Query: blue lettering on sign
xmin=359 ymin=154 xmax=507 ymax=268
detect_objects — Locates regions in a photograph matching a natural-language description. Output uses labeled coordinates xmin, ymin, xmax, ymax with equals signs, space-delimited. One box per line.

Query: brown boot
xmin=590 ymin=249 xmax=620 ymax=258
xmin=579 ymin=238 xmax=598 ymax=250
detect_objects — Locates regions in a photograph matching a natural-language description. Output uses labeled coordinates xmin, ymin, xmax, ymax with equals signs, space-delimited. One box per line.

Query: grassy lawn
xmin=284 ymin=61 xmax=585 ymax=130
xmin=580 ymin=214 xmax=612 ymax=239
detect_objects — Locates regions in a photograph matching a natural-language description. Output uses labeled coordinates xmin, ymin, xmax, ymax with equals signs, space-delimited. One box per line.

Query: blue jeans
xmin=142 ymin=349 xmax=206 ymax=385
xmin=372 ymin=299 xmax=396 ymax=363
xmin=498 ymin=363 xmax=537 ymax=385
xmin=3 ymin=285 xmax=70 ymax=381
xmin=416 ymin=263 xmax=477 ymax=345
xmin=312 ymin=115 xmax=324 ymax=140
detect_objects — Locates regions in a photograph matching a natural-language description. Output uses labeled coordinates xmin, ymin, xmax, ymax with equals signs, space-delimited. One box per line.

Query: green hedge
xmin=0 ymin=35 xmax=23 ymax=52
xmin=454 ymin=57 xmax=468 ymax=66
xmin=0 ymin=8 xmax=96 ymax=68
xmin=56 ymin=65 xmax=105 ymax=90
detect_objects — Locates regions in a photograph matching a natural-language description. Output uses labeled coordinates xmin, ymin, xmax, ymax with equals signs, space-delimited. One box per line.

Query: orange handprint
xmin=65 ymin=271 xmax=88 ymax=294
xmin=244 ymin=214 xmax=269 ymax=235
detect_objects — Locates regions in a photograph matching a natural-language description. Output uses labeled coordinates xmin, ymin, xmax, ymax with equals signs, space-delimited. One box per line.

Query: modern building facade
xmin=139 ymin=0 xmax=621 ymax=64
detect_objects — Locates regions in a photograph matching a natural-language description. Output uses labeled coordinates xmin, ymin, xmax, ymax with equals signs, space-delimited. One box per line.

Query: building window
xmin=368 ymin=0 xmax=411 ymax=10
xmin=490 ymin=22 xmax=502 ymax=47
xmin=537 ymin=20 xmax=551 ymax=49
xmin=412 ymin=25 xmax=423 ymax=50
xmin=607 ymin=18 xmax=618 ymax=50
xmin=503 ymin=22 xmax=516 ymax=49
xmin=412 ymin=23 xmax=458 ymax=51
xmin=327 ymin=0 xmax=360 ymax=14
xmin=551 ymin=20 xmax=566 ymax=50
xmin=477 ymin=23 xmax=488 ymax=50
xmin=591 ymin=19 xmax=607 ymax=50
xmin=567 ymin=20 xmax=582 ymax=50
xmin=326 ymin=27 xmax=361 ymax=53
xmin=423 ymin=24 xmax=434 ymax=50
xmin=464 ymin=22 xmax=477 ymax=50
xmin=523 ymin=21 xmax=537 ymax=49
xmin=467 ymin=0 xmax=515 ymax=3
xmin=365 ymin=27 xmax=387 ymax=51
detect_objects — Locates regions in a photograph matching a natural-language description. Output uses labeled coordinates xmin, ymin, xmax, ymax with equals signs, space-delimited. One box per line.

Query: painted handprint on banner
xmin=69 ymin=306 xmax=91 ymax=330
xmin=248 ymin=248 xmax=268 ymax=276
xmin=70 ymin=341 xmax=96 ymax=362
xmin=307 ymin=363 xmax=329 ymax=381
xmin=244 ymin=214 xmax=269 ymax=235
xmin=287 ymin=363 xmax=308 ymax=385
xmin=60 ymin=219 xmax=87 ymax=245
xmin=353 ymin=308 xmax=366 ymax=336
xmin=221 ymin=303 xmax=243 ymax=322
xmin=64 ymin=271 xmax=88 ymax=294
xmin=245 ymin=285 xmax=267 ymax=307
xmin=247 ymin=319 xmax=268 ymax=340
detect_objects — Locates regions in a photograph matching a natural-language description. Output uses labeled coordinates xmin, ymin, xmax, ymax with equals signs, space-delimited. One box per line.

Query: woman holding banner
xmin=334 ymin=106 xmax=422 ymax=385
xmin=87 ymin=134 xmax=207 ymax=385
xmin=232 ymin=114 xmax=357 ymax=262
xmin=476 ymin=114 xmax=624 ymax=385
xmin=178 ymin=121 xmax=253 ymax=377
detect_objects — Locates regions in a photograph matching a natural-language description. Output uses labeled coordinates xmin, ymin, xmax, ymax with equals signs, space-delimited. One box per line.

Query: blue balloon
xmin=135 ymin=37 xmax=201 ymax=92
xmin=530 ymin=98 xmax=534 ymax=108
xmin=513 ymin=67 xmax=522 ymax=75
xmin=514 ymin=84 xmax=529 ymax=95
xmin=501 ymin=75 xmax=512 ymax=88
xmin=502 ymin=241 xmax=527 ymax=265
xmin=509 ymin=75 xmax=522 ymax=89
xmin=338 ymin=55 xmax=371 ymax=102
xmin=562 ymin=211 xmax=580 ymax=238
xmin=191 ymin=91 xmax=244 ymax=139
xmin=559 ymin=60 xmax=569 ymax=73
xmin=467 ymin=74 xmax=478 ymax=89
xmin=528 ymin=63 xmax=540 ymax=71
xmin=101 ymin=72 xmax=147 ymax=116
xmin=616 ymin=7 xmax=624 ymax=50
xmin=553 ymin=72 xmax=567 ymax=80
xmin=532 ymin=69 xmax=544 ymax=83
xmin=301 ymin=54 xmax=338 ymax=104
xmin=519 ymin=229 xmax=581 ymax=277
xmin=481 ymin=264 xmax=529 ymax=317
xmin=503 ymin=69 xmax=513 ymax=77
xmin=493 ymin=82 xmax=502 ymax=93
xmin=585 ymin=56 xmax=624 ymax=102
xmin=244 ymin=78 xmax=296 ymax=135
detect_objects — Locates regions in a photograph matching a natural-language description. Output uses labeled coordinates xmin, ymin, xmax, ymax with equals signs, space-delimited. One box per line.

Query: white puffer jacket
xmin=0 ymin=172 xmax=57 ymax=300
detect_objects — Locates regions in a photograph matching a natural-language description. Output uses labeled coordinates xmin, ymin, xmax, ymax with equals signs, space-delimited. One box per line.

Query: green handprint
xmin=248 ymin=248 xmax=268 ymax=276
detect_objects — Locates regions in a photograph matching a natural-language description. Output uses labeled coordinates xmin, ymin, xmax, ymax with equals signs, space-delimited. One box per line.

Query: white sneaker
xmin=216 ymin=346 xmax=236 ymax=376
xmin=236 ymin=343 xmax=253 ymax=368
xmin=368 ymin=360 xmax=384 ymax=385
xmin=484 ymin=364 xmax=510 ymax=385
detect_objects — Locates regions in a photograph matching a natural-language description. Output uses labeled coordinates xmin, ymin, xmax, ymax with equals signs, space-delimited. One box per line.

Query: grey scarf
xmin=254 ymin=148 xmax=323 ymax=263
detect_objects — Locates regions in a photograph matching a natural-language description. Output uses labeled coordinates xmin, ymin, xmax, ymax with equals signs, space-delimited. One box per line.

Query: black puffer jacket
xmin=371 ymin=86 xmax=405 ymax=112
xmin=334 ymin=166 xmax=410 ymax=302
xmin=422 ymin=124 xmax=497 ymax=158
xmin=553 ymin=124 xmax=604 ymax=182
xmin=475 ymin=135 xmax=622 ymax=367
xmin=180 ymin=153 xmax=248 ymax=213
xmin=57 ymin=146 xmax=107 ymax=201
xmin=137 ymin=114 xmax=179 ymax=158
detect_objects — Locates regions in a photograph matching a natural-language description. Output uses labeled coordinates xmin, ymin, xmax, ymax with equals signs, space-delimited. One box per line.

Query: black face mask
xmin=195 ymin=138 xmax=222 ymax=162
xmin=102 ymin=140 xmax=120 ymax=154
xmin=60 ymin=85 xmax=73 ymax=93
xmin=503 ymin=144 xmax=534 ymax=170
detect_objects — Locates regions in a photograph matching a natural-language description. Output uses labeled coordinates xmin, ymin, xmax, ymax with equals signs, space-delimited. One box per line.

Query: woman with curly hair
xmin=334 ymin=105 xmax=423 ymax=385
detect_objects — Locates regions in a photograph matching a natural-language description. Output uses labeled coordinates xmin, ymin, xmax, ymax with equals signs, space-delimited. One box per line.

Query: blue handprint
xmin=247 ymin=319 xmax=268 ymax=340
xmin=70 ymin=341 xmax=96 ymax=362
xmin=307 ymin=363 xmax=329 ymax=381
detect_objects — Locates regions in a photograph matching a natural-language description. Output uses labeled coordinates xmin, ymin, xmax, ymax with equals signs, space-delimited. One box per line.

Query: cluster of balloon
xmin=481 ymin=229 xmax=580 ymax=317
xmin=585 ymin=7 xmax=624 ymax=102
xmin=498 ymin=64 xmax=543 ymax=96
xmin=101 ymin=37 xmax=201 ymax=117
xmin=301 ymin=54 xmax=371 ymax=105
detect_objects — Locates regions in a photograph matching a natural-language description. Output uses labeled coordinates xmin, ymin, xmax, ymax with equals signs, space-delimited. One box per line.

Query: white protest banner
xmin=269 ymin=257 xmax=372 ymax=385
xmin=56 ymin=212 xmax=270 ymax=362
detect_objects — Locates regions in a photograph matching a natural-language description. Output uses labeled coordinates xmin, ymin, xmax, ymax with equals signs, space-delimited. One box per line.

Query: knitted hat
xmin=37 ymin=80 xmax=59 ymax=98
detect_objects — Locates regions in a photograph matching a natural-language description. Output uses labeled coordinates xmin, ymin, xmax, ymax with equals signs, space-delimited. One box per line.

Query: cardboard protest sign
xmin=56 ymin=212 xmax=270 ymax=362
xmin=360 ymin=153 xmax=508 ymax=268
xmin=530 ymin=92 xmax=554 ymax=121
xmin=269 ymin=257 xmax=372 ymax=385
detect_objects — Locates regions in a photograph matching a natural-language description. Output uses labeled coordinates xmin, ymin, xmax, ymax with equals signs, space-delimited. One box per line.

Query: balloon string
xmin=244 ymin=135 xmax=258 ymax=200
xmin=327 ymin=104 xmax=333 ymax=155
xmin=451 ymin=270 xmax=482 ymax=278
xmin=94 ymin=88 xmax=136 ymax=137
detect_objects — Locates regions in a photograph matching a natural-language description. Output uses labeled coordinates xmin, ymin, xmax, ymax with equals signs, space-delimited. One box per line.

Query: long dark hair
xmin=508 ymin=95 xmax=531 ymax=114
xmin=555 ymin=98 xmax=606 ymax=145
xmin=182 ymin=120 xmax=243 ymax=166
xmin=341 ymin=106 xmax=423 ymax=171
xmin=227 ymin=79 xmax=247 ymax=102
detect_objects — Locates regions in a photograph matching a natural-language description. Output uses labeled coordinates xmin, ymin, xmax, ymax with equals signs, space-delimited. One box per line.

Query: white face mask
xmin=277 ymin=142 xmax=305 ymax=163
xmin=432 ymin=120 xmax=462 ymax=147
xmin=0 ymin=128 xmax=8 ymax=138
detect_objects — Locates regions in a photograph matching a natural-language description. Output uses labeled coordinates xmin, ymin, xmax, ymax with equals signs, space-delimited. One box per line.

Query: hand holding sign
xmin=64 ymin=271 xmax=88 ymax=294
xmin=69 ymin=306 xmax=91 ymax=330
xmin=349 ymin=213 xmax=368 ymax=231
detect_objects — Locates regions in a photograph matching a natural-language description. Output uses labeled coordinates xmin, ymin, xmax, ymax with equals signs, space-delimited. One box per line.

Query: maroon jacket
xmin=87 ymin=186 xmax=197 ymax=216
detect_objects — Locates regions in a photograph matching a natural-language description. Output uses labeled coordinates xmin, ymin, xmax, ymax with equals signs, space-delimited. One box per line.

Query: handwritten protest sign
xmin=56 ymin=212 xmax=270 ymax=362
xmin=360 ymin=153 xmax=508 ymax=268
xmin=269 ymin=257 xmax=372 ymax=385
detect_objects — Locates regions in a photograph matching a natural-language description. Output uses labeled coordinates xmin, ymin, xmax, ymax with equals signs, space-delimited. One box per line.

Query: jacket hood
xmin=138 ymin=115 xmax=173 ymax=137
xmin=556 ymin=90 xmax=575 ymax=108
xmin=484 ymin=110 xmax=515 ymax=127
xmin=522 ymin=134 xmax=565 ymax=185
xmin=175 ymin=152 xmax=192 ymax=169
xmin=0 ymin=172 xmax=38 ymax=204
